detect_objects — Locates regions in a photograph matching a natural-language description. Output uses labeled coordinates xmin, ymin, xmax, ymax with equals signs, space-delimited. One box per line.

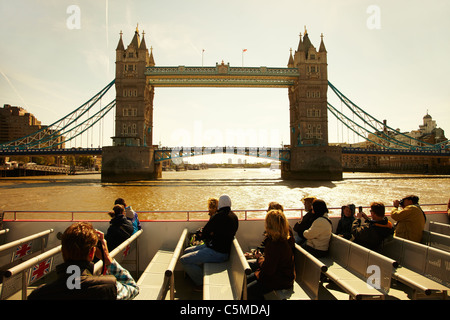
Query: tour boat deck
xmin=1 ymin=206 xmax=449 ymax=301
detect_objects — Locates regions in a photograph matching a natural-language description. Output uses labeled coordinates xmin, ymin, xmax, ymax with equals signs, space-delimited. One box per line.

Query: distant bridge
xmin=154 ymin=147 xmax=291 ymax=162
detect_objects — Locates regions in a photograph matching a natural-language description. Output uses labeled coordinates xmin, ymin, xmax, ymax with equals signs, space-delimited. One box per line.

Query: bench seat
xmin=320 ymin=257 xmax=385 ymax=300
xmin=203 ymin=238 xmax=251 ymax=300
xmin=135 ymin=228 xmax=188 ymax=300
xmin=135 ymin=249 xmax=174 ymax=300
xmin=203 ymin=262 xmax=234 ymax=300
xmin=381 ymin=236 xmax=450 ymax=299
xmin=314 ymin=235 xmax=398 ymax=300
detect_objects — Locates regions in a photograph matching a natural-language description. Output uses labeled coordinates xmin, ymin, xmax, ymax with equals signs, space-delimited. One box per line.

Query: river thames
xmin=0 ymin=168 xmax=449 ymax=220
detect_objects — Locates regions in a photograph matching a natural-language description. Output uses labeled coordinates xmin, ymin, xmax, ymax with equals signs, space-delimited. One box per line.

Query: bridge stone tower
xmin=101 ymin=26 xmax=161 ymax=182
xmin=282 ymin=29 xmax=342 ymax=180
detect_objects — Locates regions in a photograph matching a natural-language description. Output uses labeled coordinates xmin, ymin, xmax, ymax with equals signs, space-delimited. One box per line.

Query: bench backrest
xmin=328 ymin=234 xmax=351 ymax=267
xmin=367 ymin=249 xmax=397 ymax=293
xmin=229 ymin=238 xmax=251 ymax=300
xmin=422 ymin=230 xmax=450 ymax=252
xmin=429 ymin=221 xmax=450 ymax=236
xmin=426 ymin=246 xmax=450 ymax=287
xmin=331 ymin=234 xmax=396 ymax=293
xmin=294 ymin=244 xmax=327 ymax=300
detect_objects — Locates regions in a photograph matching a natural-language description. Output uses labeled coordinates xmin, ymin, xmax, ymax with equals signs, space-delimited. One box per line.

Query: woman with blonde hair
xmin=247 ymin=209 xmax=295 ymax=300
xmin=207 ymin=198 xmax=219 ymax=218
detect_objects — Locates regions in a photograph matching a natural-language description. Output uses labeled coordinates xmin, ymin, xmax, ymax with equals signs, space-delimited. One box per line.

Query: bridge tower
xmin=101 ymin=26 xmax=161 ymax=182
xmin=282 ymin=29 xmax=342 ymax=180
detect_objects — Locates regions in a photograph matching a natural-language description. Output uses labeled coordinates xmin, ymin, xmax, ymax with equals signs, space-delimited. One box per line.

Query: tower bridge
xmin=1 ymin=26 xmax=449 ymax=180
xmin=102 ymin=26 xmax=342 ymax=182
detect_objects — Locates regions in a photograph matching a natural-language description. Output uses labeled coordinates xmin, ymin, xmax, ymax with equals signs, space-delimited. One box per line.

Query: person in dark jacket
xmin=114 ymin=198 xmax=142 ymax=234
xmin=105 ymin=204 xmax=134 ymax=252
xmin=351 ymin=202 xmax=394 ymax=251
xmin=28 ymin=222 xmax=139 ymax=300
xmin=336 ymin=204 xmax=356 ymax=239
xmin=180 ymin=195 xmax=239 ymax=288
xmin=247 ymin=209 xmax=295 ymax=300
xmin=293 ymin=196 xmax=316 ymax=244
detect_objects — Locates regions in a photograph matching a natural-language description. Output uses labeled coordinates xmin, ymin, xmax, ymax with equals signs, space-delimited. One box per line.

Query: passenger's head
xmin=265 ymin=209 xmax=290 ymax=241
xmin=61 ymin=222 xmax=98 ymax=262
xmin=108 ymin=204 xmax=125 ymax=218
xmin=400 ymin=195 xmax=419 ymax=208
xmin=267 ymin=201 xmax=284 ymax=212
xmin=114 ymin=198 xmax=126 ymax=207
xmin=218 ymin=195 xmax=231 ymax=210
xmin=302 ymin=196 xmax=316 ymax=211
xmin=208 ymin=198 xmax=219 ymax=216
xmin=312 ymin=199 xmax=328 ymax=216
xmin=370 ymin=202 xmax=385 ymax=219
xmin=341 ymin=204 xmax=355 ymax=218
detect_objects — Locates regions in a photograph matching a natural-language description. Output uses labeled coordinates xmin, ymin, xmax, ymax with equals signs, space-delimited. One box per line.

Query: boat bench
xmin=421 ymin=230 xmax=450 ymax=252
xmin=264 ymin=243 xmax=328 ymax=300
xmin=203 ymin=238 xmax=251 ymax=300
xmin=429 ymin=221 xmax=450 ymax=236
xmin=134 ymin=228 xmax=188 ymax=300
xmin=317 ymin=234 xmax=397 ymax=300
xmin=381 ymin=236 xmax=450 ymax=299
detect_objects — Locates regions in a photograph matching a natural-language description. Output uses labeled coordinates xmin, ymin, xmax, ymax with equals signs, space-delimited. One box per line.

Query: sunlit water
xmin=0 ymin=169 xmax=448 ymax=220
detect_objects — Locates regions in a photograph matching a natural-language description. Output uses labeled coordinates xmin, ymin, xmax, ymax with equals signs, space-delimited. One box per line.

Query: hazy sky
xmin=0 ymin=0 xmax=449 ymax=150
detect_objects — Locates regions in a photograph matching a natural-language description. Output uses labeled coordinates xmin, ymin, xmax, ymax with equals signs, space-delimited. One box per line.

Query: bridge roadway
xmin=0 ymin=147 xmax=449 ymax=161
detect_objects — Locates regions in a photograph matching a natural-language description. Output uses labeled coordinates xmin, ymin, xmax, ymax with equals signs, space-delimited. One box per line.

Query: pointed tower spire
xmin=302 ymin=29 xmax=312 ymax=51
xmin=116 ymin=30 xmax=125 ymax=51
xmin=288 ymin=48 xmax=294 ymax=67
xmin=129 ymin=23 xmax=141 ymax=48
xmin=319 ymin=33 xmax=327 ymax=52
xmin=139 ymin=30 xmax=147 ymax=50
xmin=149 ymin=46 xmax=155 ymax=67
xmin=297 ymin=32 xmax=304 ymax=52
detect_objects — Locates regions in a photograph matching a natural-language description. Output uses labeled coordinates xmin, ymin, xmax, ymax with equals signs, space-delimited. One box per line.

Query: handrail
xmin=2 ymin=245 xmax=62 ymax=300
xmin=3 ymin=245 xmax=61 ymax=279
xmin=0 ymin=229 xmax=53 ymax=253
xmin=0 ymin=228 xmax=9 ymax=236
xmin=2 ymin=203 xmax=447 ymax=222
xmin=165 ymin=228 xmax=189 ymax=300
xmin=165 ymin=228 xmax=188 ymax=278
xmin=93 ymin=229 xmax=143 ymax=275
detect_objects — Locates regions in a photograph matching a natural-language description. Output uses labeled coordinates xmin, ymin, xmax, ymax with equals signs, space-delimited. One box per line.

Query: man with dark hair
xmin=351 ymin=202 xmax=394 ymax=251
xmin=28 ymin=222 xmax=139 ymax=300
xmin=391 ymin=195 xmax=426 ymax=242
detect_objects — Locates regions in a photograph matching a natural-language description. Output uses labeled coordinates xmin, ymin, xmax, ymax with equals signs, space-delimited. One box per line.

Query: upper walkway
xmin=145 ymin=64 xmax=299 ymax=88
